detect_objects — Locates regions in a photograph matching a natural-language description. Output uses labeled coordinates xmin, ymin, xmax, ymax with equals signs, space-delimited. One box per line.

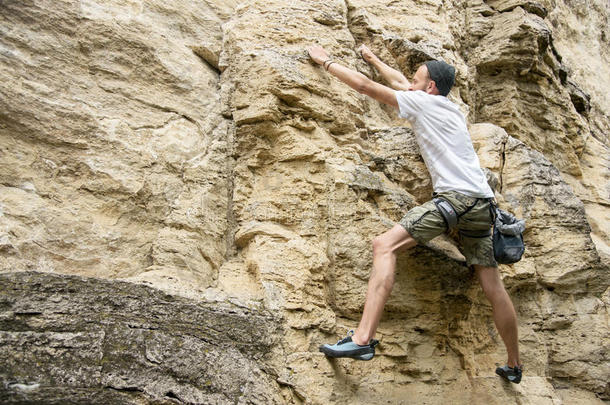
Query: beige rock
xmin=0 ymin=0 xmax=234 ymax=285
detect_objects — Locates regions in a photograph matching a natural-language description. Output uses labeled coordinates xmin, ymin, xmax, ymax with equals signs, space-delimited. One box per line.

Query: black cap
xmin=424 ymin=60 xmax=455 ymax=96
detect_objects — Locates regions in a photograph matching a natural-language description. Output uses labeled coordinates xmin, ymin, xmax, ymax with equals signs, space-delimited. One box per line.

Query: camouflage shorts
xmin=399 ymin=191 xmax=497 ymax=267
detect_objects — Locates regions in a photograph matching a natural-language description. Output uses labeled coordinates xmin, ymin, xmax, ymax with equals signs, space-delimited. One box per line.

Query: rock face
xmin=0 ymin=0 xmax=608 ymax=404
xmin=0 ymin=271 xmax=283 ymax=404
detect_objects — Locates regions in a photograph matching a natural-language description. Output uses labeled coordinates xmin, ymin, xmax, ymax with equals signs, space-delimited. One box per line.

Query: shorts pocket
xmin=399 ymin=201 xmax=445 ymax=244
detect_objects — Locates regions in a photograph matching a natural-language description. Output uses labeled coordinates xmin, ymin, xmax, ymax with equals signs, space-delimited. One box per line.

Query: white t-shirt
xmin=395 ymin=90 xmax=494 ymax=198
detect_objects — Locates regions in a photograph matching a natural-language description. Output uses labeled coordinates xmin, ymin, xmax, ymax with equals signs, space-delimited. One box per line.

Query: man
xmin=308 ymin=44 xmax=523 ymax=383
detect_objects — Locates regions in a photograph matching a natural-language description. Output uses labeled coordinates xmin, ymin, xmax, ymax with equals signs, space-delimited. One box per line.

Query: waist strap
xmin=459 ymin=228 xmax=492 ymax=238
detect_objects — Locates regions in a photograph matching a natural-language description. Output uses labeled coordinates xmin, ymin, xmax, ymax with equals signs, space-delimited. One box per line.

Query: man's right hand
xmin=307 ymin=45 xmax=330 ymax=66
xmin=358 ymin=45 xmax=378 ymax=64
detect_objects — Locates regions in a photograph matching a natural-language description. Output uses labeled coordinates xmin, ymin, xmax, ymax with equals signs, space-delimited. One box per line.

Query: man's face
xmin=408 ymin=65 xmax=434 ymax=93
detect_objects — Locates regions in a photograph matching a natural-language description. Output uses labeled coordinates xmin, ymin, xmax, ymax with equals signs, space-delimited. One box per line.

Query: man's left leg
xmin=474 ymin=265 xmax=521 ymax=368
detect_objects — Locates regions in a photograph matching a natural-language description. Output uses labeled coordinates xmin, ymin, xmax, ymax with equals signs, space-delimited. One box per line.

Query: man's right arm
xmin=359 ymin=45 xmax=410 ymax=91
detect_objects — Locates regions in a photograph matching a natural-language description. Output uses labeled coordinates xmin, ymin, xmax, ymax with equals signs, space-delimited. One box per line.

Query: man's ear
xmin=426 ymin=80 xmax=439 ymax=95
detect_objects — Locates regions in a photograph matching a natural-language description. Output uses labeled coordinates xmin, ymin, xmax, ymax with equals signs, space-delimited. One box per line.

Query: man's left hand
xmin=307 ymin=45 xmax=330 ymax=66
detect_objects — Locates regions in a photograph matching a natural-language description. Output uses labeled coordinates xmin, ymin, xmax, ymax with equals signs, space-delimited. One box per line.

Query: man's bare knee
xmin=476 ymin=265 xmax=509 ymax=303
xmin=483 ymin=283 xmax=508 ymax=304
xmin=372 ymin=235 xmax=391 ymax=256
xmin=372 ymin=225 xmax=417 ymax=257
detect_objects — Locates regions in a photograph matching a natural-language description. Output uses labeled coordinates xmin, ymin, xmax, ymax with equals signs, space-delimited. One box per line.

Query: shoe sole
xmin=495 ymin=369 xmax=522 ymax=384
xmin=319 ymin=346 xmax=375 ymax=361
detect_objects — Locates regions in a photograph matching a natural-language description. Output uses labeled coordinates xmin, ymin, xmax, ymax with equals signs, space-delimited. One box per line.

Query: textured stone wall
xmin=0 ymin=272 xmax=282 ymax=404
xmin=0 ymin=0 xmax=608 ymax=404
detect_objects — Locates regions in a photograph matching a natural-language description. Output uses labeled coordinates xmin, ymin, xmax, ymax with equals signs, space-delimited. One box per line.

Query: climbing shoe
xmin=319 ymin=330 xmax=379 ymax=361
xmin=495 ymin=365 xmax=523 ymax=384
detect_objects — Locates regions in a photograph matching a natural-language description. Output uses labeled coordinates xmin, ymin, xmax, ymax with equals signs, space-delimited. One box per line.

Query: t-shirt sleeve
xmin=395 ymin=90 xmax=428 ymax=121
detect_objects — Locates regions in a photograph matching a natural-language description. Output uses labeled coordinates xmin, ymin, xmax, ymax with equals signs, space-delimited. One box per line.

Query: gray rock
xmin=0 ymin=271 xmax=284 ymax=404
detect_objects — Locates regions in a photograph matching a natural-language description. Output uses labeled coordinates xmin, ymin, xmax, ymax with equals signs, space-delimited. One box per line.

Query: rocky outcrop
xmin=0 ymin=271 xmax=283 ymax=404
xmin=0 ymin=0 xmax=608 ymax=404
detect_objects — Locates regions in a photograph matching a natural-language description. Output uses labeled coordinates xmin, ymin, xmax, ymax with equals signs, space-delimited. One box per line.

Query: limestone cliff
xmin=0 ymin=0 xmax=608 ymax=404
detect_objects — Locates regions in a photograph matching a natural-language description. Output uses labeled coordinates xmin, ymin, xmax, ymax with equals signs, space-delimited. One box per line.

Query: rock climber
xmin=307 ymin=44 xmax=523 ymax=384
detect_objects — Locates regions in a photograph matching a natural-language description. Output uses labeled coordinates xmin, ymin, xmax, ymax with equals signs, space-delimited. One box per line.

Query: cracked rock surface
xmin=0 ymin=271 xmax=283 ymax=404
xmin=0 ymin=0 xmax=608 ymax=404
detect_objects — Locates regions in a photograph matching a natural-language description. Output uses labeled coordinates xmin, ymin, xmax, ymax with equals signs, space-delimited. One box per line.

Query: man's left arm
xmin=308 ymin=45 xmax=398 ymax=109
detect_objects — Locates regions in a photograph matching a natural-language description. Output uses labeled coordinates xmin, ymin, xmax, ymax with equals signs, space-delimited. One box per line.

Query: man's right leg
xmin=320 ymin=199 xmax=443 ymax=359
xmin=351 ymin=224 xmax=417 ymax=345
xmin=474 ymin=265 xmax=521 ymax=368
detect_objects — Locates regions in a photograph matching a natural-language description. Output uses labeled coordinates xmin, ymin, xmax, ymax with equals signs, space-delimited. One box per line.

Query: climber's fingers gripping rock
xmin=357 ymin=44 xmax=378 ymax=64
xmin=307 ymin=45 xmax=330 ymax=66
